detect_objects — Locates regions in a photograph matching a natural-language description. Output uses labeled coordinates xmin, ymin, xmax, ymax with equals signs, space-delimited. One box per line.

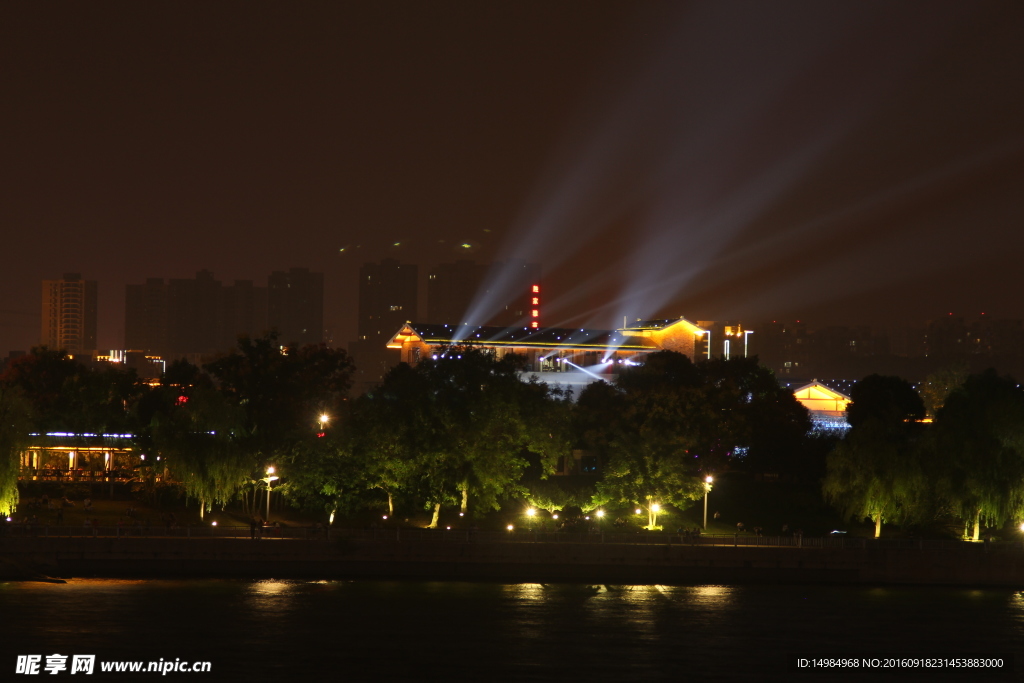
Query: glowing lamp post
xmin=318 ymin=414 xmax=329 ymax=428
xmin=703 ymin=476 xmax=714 ymax=529
xmin=526 ymin=507 xmax=536 ymax=531
xmin=262 ymin=466 xmax=279 ymax=522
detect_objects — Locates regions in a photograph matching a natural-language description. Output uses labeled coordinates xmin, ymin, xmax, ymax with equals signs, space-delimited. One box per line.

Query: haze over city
xmin=3 ymin=1 xmax=1023 ymax=356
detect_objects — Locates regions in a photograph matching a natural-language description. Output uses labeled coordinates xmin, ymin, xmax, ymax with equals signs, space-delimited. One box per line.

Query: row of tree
xmin=5 ymin=334 xmax=1022 ymax=538
xmin=823 ymin=370 xmax=1024 ymax=539
xmin=0 ymin=336 xmax=815 ymax=525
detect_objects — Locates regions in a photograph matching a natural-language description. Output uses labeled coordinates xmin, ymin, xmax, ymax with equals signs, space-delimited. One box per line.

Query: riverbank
xmin=3 ymin=535 xmax=1024 ymax=586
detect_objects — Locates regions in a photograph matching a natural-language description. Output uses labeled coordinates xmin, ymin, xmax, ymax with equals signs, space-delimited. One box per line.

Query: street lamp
xmin=703 ymin=476 xmax=713 ymax=529
xmin=262 ymin=466 xmax=279 ymax=522
xmin=318 ymin=413 xmax=329 ymax=428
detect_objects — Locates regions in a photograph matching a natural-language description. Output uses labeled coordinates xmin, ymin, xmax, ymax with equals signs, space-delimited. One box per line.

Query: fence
xmin=0 ymin=523 xmax=999 ymax=551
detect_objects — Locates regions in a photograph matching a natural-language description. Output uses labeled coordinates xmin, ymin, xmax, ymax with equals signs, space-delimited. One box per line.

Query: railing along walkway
xmin=0 ymin=525 xmax=1002 ymax=551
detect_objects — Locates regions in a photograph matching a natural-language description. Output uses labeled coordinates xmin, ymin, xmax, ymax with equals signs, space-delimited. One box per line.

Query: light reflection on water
xmin=2 ymin=579 xmax=1022 ymax=681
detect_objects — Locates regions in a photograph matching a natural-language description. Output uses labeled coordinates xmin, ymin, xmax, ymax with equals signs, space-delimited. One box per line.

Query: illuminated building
xmin=387 ymin=317 xmax=712 ymax=391
xmin=19 ymin=432 xmax=148 ymax=483
xmin=41 ymin=272 xmax=98 ymax=353
xmin=791 ymin=381 xmax=851 ymax=432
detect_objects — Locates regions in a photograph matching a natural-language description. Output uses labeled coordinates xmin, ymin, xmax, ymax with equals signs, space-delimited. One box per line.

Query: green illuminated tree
xmin=0 ymin=386 xmax=34 ymax=516
xmin=928 ymin=370 xmax=1024 ymax=540
xmin=823 ymin=375 xmax=926 ymax=537
xmin=152 ymin=381 xmax=252 ymax=518
xmin=351 ymin=348 xmax=570 ymax=527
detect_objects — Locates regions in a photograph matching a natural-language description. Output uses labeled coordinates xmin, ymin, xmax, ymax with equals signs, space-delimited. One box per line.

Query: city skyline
xmin=2 ymin=2 xmax=1022 ymax=358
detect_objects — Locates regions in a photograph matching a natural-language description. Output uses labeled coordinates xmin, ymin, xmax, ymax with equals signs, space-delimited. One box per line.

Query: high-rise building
xmin=125 ymin=271 xmax=268 ymax=358
xmin=356 ymin=259 xmax=417 ymax=341
xmin=268 ymin=267 xmax=324 ymax=346
xmin=486 ymin=260 xmax=542 ymax=329
xmin=347 ymin=259 xmax=418 ymax=391
xmin=41 ymin=272 xmax=97 ymax=353
xmin=427 ymin=259 xmax=541 ymax=329
xmin=222 ymin=279 xmax=268 ymax=350
xmin=125 ymin=278 xmax=169 ymax=354
xmin=167 ymin=270 xmax=224 ymax=356
xmin=427 ymin=259 xmax=487 ymax=324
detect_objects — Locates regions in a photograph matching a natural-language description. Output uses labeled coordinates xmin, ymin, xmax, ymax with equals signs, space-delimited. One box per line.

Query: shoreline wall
xmin=2 ymin=537 xmax=1024 ymax=586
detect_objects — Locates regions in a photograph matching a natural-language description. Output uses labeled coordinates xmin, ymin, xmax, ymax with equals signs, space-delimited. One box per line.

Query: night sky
xmin=3 ymin=1 xmax=1023 ymax=355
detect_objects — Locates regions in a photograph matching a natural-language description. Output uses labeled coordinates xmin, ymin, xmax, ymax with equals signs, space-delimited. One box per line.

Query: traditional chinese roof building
xmin=385 ymin=317 xmax=712 ymax=391
xmin=791 ymin=381 xmax=852 ymax=432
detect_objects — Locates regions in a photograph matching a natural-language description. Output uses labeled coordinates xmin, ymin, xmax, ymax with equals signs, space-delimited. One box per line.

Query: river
xmin=1 ymin=579 xmax=1020 ymax=681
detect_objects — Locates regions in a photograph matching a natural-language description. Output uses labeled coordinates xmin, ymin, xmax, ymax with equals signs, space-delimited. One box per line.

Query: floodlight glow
xmin=705 ymin=475 xmax=713 ymax=483
xmin=267 ymin=466 xmax=275 ymax=475
xmin=596 ymin=510 xmax=605 ymax=517
xmin=527 ymin=508 xmax=536 ymax=517
xmin=651 ymin=503 xmax=661 ymax=513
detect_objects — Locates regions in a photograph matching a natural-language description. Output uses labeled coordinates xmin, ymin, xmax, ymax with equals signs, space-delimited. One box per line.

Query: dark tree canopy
xmin=846 ymin=374 xmax=925 ymax=429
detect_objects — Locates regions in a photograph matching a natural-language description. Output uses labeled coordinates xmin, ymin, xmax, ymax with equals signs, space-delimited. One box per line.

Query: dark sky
xmin=2 ymin=1 xmax=1023 ymax=354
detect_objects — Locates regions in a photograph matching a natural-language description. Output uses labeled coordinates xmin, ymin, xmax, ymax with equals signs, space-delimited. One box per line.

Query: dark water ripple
xmin=1 ymin=580 xmax=1021 ymax=681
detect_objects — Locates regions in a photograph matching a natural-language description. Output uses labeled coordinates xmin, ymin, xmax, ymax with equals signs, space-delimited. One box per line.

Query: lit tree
xmin=0 ymin=386 xmax=33 ymax=516
xmin=152 ymin=381 xmax=252 ymax=519
xmin=929 ymin=370 xmax=1024 ymax=540
xmin=823 ymin=374 xmax=926 ymax=537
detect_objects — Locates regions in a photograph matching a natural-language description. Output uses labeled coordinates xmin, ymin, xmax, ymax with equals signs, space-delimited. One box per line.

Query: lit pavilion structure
xmin=791 ymin=381 xmax=852 ymax=432
xmin=19 ymin=432 xmax=147 ymax=483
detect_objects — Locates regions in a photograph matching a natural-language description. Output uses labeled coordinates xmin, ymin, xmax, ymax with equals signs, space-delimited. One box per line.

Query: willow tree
xmin=152 ymin=382 xmax=252 ymax=518
xmin=823 ymin=419 xmax=925 ymax=537
xmin=823 ymin=375 xmax=927 ymax=537
xmin=929 ymin=370 xmax=1024 ymax=540
xmin=0 ymin=386 xmax=33 ymax=516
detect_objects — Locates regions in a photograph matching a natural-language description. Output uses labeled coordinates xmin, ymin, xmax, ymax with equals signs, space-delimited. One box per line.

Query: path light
xmin=635 ymin=508 xmax=642 ymax=515
xmin=211 ymin=521 xmax=217 ymax=526
xmin=704 ymin=475 xmax=714 ymax=529
xmin=507 ymin=524 xmax=514 ymax=531
xmin=262 ymin=467 xmax=280 ymax=522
